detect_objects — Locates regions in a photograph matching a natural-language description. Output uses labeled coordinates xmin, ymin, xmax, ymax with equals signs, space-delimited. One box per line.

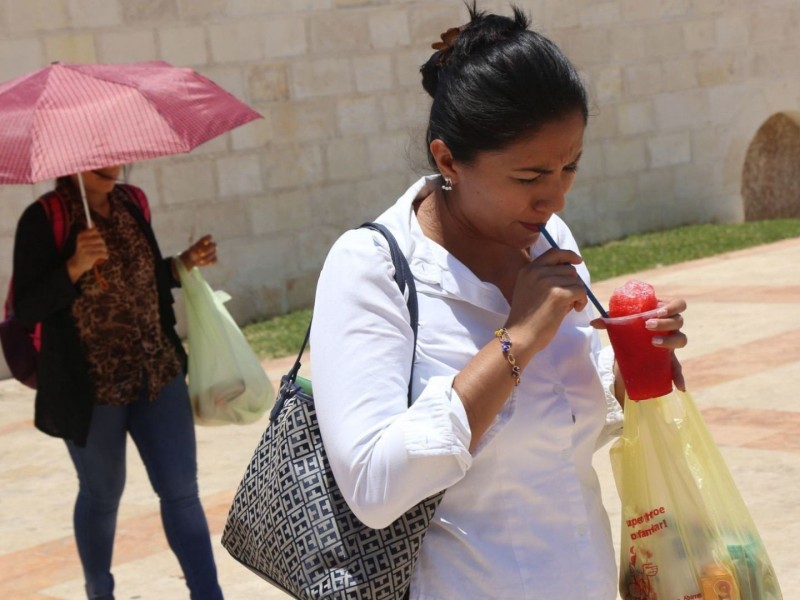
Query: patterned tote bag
xmin=222 ymin=223 xmax=445 ymax=599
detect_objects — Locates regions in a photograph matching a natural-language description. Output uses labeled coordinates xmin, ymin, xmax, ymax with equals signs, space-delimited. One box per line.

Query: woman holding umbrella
xmin=12 ymin=165 xmax=224 ymax=600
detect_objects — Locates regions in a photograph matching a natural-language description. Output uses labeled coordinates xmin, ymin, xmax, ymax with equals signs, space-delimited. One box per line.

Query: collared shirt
xmin=68 ymin=187 xmax=182 ymax=405
xmin=310 ymin=176 xmax=622 ymax=600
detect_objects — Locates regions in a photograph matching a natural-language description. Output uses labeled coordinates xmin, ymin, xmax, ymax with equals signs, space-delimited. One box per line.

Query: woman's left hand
xmin=179 ymin=234 xmax=218 ymax=270
xmin=593 ymin=297 xmax=689 ymax=392
xmin=645 ymin=297 xmax=688 ymax=391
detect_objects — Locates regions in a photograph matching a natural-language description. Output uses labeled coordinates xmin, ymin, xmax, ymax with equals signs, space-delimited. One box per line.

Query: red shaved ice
xmin=602 ymin=279 xmax=671 ymax=400
xmin=608 ymin=280 xmax=658 ymax=317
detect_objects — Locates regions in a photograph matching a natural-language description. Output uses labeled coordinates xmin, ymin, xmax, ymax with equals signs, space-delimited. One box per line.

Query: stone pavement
xmin=1 ymin=238 xmax=798 ymax=599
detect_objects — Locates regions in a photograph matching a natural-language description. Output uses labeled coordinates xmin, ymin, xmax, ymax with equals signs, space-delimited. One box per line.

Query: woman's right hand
xmin=453 ymin=247 xmax=589 ymax=450
xmin=67 ymin=227 xmax=109 ymax=282
xmin=504 ymin=248 xmax=588 ymax=364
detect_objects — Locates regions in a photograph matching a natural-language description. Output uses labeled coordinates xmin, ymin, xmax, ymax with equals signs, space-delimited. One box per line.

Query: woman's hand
xmin=179 ymin=234 xmax=218 ymax=271
xmin=645 ymin=297 xmax=688 ymax=391
xmin=67 ymin=227 xmax=109 ymax=283
xmin=593 ymin=297 xmax=689 ymax=392
xmin=454 ymin=248 xmax=588 ymax=448
xmin=504 ymin=248 xmax=588 ymax=364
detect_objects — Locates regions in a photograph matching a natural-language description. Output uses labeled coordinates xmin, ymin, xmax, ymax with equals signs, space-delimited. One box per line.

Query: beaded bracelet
xmin=494 ymin=328 xmax=521 ymax=387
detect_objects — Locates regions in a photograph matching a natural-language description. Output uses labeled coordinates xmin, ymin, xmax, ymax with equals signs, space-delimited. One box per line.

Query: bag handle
xmin=360 ymin=222 xmax=418 ymax=347
xmin=286 ymin=222 xmax=418 ymax=406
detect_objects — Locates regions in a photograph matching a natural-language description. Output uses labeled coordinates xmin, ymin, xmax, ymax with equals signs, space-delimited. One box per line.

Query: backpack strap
xmin=38 ymin=190 xmax=70 ymax=251
xmin=3 ymin=283 xmax=13 ymax=319
xmin=117 ymin=184 xmax=151 ymax=223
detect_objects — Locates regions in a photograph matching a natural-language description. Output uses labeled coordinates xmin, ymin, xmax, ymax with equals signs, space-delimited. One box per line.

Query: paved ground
xmin=1 ymin=238 xmax=798 ymax=599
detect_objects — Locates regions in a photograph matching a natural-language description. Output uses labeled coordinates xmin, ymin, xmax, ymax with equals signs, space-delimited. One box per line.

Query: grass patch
xmin=244 ymin=219 xmax=800 ymax=359
xmin=242 ymin=309 xmax=312 ymax=360
xmin=582 ymin=219 xmax=800 ymax=282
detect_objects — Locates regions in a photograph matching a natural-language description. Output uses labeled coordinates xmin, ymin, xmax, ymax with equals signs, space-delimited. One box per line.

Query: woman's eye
xmin=515 ymin=164 xmax=578 ymax=184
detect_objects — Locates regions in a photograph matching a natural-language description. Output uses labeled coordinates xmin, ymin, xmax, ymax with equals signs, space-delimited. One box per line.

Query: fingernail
xmin=652 ymin=337 xmax=664 ymax=346
xmin=645 ymin=319 xmax=657 ymax=329
xmin=656 ymin=307 xmax=668 ymax=317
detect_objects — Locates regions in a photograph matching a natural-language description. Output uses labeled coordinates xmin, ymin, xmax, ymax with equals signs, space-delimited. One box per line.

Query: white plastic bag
xmin=177 ymin=261 xmax=273 ymax=425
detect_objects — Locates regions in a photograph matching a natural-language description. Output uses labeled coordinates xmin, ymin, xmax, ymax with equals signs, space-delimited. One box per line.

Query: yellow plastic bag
xmin=610 ymin=390 xmax=782 ymax=600
xmin=177 ymin=261 xmax=273 ymax=425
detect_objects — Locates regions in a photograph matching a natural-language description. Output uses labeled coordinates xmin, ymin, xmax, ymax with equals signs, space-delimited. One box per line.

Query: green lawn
xmin=242 ymin=309 xmax=312 ymax=360
xmin=244 ymin=219 xmax=800 ymax=359
xmin=581 ymin=218 xmax=800 ymax=282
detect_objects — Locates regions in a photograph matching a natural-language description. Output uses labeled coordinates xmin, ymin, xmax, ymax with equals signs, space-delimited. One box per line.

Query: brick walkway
xmin=1 ymin=238 xmax=798 ymax=599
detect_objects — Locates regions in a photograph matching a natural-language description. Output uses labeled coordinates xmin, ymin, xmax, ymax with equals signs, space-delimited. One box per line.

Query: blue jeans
xmin=65 ymin=373 xmax=223 ymax=600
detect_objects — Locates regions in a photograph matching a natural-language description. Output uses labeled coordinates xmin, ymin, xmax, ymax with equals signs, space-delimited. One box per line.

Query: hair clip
xmin=432 ymin=26 xmax=464 ymax=64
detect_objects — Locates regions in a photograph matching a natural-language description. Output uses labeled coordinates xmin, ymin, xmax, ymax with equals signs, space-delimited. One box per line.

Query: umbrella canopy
xmin=0 ymin=61 xmax=262 ymax=184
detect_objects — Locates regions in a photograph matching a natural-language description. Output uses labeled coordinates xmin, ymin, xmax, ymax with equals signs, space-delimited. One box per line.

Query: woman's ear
xmin=430 ymin=139 xmax=458 ymax=183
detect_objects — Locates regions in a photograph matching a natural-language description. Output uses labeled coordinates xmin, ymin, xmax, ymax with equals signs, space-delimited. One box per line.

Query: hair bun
xmin=419 ymin=5 xmax=530 ymax=98
xmin=420 ymin=54 xmax=442 ymax=98
xmin=456 ymin=8 xmax=529 ymax=56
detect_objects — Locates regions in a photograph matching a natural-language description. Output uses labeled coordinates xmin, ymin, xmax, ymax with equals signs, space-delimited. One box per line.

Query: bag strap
xmin=362 ymin=223 xmax=418 ymax=339
xmin=118 ymin=184 xmax=151 ymax=223
xmin=38 ymin=190 xmax=70 ymax=251
xmin=287 ymin=222 xmax=418 ymax=406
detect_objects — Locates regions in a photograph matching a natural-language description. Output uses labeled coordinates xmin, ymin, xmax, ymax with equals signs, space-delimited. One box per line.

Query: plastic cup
xmin=601 ymin=306 xmax=673 ymax=401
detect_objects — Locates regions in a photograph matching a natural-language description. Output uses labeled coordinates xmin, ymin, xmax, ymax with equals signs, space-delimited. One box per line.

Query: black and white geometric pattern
xmin=222 ymin=223 xmax=444 ymax=600
xmin=222 ymin=377 xmax=444 ymax=599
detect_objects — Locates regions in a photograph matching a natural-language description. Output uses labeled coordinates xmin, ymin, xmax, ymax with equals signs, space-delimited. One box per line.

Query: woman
xmin=12 ymin=165 xmax=224 ymax=600
xmin=310 ymin=6 xmax=687 ymax=600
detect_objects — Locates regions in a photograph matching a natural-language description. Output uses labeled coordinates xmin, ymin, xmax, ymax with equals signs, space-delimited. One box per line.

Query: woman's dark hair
xmin=420 ymin=3 xmax=588 ymax=169
xmin=55 ymin=175 xmax=75 ymax=190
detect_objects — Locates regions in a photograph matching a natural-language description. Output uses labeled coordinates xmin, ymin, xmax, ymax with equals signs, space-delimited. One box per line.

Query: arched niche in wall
xmin=741 ymin=111 xmax=800 ymax=221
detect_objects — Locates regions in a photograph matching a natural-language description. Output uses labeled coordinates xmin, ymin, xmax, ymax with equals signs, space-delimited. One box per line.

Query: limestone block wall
xmin=551 ymin=0 xmax=800 ymax=246
xmin=1 ymin=0 xmax=799 ymax=349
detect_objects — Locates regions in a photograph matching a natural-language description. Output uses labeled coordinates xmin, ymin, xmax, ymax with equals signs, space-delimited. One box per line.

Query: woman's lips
xmin=92 ymin=170 xmax=118 ymax=181
xmin=520 ymin=222 xmax=546 ymax=233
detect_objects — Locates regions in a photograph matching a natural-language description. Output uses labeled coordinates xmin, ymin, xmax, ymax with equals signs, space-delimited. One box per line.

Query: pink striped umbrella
xmin=0 ymin=60 xmax=262 ymax=185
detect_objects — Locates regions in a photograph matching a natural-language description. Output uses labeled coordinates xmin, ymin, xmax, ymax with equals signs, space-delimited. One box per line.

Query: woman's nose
xmin=533 ymin=179 xmax=568 ymax=212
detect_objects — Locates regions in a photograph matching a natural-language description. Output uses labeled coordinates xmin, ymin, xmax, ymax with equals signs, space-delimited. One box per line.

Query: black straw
xmin=538 ymin=225 xmax=609 ymax=318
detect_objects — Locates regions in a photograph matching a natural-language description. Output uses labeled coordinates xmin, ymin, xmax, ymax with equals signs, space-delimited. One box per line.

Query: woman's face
xmin=71 ymin=165 xmax=121 ymax=196
xmin=443 ymin=111 xmax=586 ymax=250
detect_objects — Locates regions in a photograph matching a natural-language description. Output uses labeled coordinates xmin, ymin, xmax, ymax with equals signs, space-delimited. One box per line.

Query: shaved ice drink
xmin=601 ymin=280 xmax=673 ymax=401
xmin=608 ymin=280 xmax=658 ymax=317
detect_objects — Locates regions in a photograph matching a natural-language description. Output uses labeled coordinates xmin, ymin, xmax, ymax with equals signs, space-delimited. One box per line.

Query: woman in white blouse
xmin=310 ymin=5 xmax=687 ymax=599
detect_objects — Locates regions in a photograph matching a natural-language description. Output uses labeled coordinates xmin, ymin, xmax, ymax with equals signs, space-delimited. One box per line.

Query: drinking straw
xmin=538 ymin=225 xmax=609 ymax=318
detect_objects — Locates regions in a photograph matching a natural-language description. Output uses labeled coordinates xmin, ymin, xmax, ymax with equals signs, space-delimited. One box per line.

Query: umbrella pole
xmin=76 ymin=172 xmax=93 ymax=228
xmin=76 ymin=172 xmax=109 ymax=290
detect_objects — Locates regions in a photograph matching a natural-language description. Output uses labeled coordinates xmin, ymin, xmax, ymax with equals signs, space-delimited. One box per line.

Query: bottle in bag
xmin=701 ymin=563 xmax=740 ymax=600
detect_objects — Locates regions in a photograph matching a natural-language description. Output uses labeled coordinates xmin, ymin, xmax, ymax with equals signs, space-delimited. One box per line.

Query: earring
xmin=442 ymin=176 xmax=453 ymax=191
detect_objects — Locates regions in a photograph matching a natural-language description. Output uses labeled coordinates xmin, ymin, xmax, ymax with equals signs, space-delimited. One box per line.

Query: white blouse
xmin=310 ymin=176 xmax=623 ymax=600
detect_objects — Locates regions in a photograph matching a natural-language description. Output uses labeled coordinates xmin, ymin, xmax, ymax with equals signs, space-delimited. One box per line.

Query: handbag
xmin=221 ymin=222 xmax=445 ymax=599
xmin=177 ymin=260 xmax=273 ymax=425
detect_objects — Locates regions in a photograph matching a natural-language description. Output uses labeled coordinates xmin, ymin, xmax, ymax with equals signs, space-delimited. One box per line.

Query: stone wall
xmin=1 ymin=0 xmax=799 ymax=345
